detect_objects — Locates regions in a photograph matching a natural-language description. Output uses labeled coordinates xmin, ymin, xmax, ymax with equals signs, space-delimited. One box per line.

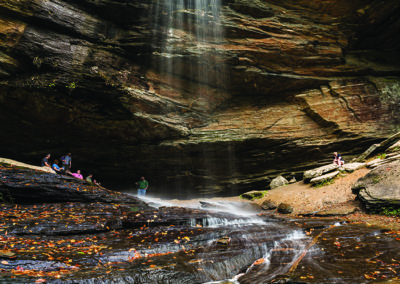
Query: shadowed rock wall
xmin=1 ymin=0 xmax=400 ymax=197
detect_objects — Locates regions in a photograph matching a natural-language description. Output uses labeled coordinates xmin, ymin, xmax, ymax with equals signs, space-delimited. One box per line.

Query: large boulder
xmin=270 ymin=176 xmax=289 ymax=189
xmin=352 ymin=160 xmax=400 ymax=211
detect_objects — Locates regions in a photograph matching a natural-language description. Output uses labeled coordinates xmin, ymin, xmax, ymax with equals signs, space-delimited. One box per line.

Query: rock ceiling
xmin=0 ymin=0 xmax=400 ymax=196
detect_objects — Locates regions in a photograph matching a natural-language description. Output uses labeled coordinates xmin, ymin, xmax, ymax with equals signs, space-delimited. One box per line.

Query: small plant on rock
xmin=377 ymin=153 xmax=387 ymax=160
xmin=313 ymin=178 xmax=335 ymax=188
xmin=372 ymin=176 xmax=381 ymax=184
xmin=66 ymin=82 xmax=76 ymax=89
xmin=379 ymin=207 xmax=400 ymax=217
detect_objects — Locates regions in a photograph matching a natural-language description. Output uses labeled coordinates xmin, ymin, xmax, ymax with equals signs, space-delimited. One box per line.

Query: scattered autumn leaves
xmin=0 ymin=202 xmax=203 ymax=282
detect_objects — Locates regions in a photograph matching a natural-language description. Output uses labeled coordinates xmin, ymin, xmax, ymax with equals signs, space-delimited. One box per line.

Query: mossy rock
xmin=277 ymin=203 xmax=293 ymax=214
xmin=261 ymin=199 xmax=278 ymax=210
xmin=240 ymin=191 xmax=265 ymax=200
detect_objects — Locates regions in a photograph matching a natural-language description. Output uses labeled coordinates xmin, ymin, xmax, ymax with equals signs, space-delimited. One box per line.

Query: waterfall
xmin=151 ymin=0 xmax=233 ymax=196
xmin=152 ymin=0 xmax=225 ymax=90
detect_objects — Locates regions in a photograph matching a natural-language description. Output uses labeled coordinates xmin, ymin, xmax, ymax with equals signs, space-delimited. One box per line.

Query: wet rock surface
xmin=240 ymin=217 xmax=400 ymax=284
xmin=0 ymin=165 xmax=151 ymax=208
xmin=1 ymin=166 xmax=400 ymax=283
xmin=2 ymin=201 xmax=400 ymax=284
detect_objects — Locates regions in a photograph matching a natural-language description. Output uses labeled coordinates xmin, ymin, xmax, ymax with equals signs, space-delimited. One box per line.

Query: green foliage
xmin=49 ymin=82 xmax=56 ymax=88
xmin=377 ymin=153 xmax=387 ymax=160
xmin=66 ymin=82 xmax=76 ymax=89
xmin=312 ymin=178 xmax=335 ymax=188
xmin=239 ymin=191 xmax=267 ymax=200
xmin=378 ymin=207 xmax=400 ymax=217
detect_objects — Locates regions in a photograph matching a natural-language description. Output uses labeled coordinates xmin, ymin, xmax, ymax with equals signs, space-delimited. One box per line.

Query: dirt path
xmin=254 ymin=168 xmax=370 ymax=215
xmin=253 ymin=167 xmax=400 ymax=230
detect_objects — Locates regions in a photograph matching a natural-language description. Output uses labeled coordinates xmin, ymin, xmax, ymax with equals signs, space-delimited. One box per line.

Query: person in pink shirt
xmin=71 ymin=170 xmax=83 ymax=179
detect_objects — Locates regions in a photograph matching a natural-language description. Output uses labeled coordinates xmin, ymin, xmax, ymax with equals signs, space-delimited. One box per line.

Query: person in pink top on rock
xmin=71 ymin=169 xmax=83 ymax=179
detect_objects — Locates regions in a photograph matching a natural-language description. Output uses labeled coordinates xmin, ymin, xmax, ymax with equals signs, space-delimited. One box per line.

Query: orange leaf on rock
xmin=0 ymin=249 xmax=16 ymax=258
xmin=253 ymin=258 xmax=265 ymax=265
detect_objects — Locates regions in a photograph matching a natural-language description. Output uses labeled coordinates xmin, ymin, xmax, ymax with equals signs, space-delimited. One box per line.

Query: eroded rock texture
xmin=1 ymin=0 xmax=400 ymax=197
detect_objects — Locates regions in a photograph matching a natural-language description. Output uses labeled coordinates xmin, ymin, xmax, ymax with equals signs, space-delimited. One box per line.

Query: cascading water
xmin=151 ymin=0 xmax=236 ymax=197
xmin=152 ymin=0 xmax=225 ymax=88
xmin=131 ymin=196 xmax=313 ymax=283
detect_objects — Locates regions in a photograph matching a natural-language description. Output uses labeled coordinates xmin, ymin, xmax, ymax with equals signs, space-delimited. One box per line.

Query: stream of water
xmin=127 ymin=196 xmax=312 ymax=283
xmin=1 ymin=195 xmax=400 ymax=283
xmin=121 ymin=196 xmax=400 ymax=283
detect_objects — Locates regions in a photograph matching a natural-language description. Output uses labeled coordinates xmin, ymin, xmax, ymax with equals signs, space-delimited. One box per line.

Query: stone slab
xmin=310 ymin=170 xmax=340 ymax=184
xmin=304 ymin=164 xmax=339 ymax=180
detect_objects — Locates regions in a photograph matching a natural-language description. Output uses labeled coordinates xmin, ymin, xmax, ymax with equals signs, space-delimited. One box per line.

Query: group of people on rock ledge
xmin=41 ymin=153 xmax=100 ymax=185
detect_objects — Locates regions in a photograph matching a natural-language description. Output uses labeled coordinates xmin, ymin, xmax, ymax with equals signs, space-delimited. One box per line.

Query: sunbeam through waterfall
xmin=150 ymin=0 xmax=237 ymax=197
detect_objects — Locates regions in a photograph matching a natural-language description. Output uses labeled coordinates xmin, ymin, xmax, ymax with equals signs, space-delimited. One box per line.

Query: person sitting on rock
xmin=41 ymin=154 xmax=51 ymax=168
xmin=86 ymin=174 xmax=93 ymax=183
xmin=52 ymin=159 xmax=65 ymax=174
xmin=333 ymin=152 xmax=344 ymax=167
xmin=71 ymin=169 xmax=83 ymax=179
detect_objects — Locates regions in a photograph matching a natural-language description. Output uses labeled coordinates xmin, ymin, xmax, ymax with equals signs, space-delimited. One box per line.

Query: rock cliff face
xmin=1 ymin=0 xmax=400 ymax=197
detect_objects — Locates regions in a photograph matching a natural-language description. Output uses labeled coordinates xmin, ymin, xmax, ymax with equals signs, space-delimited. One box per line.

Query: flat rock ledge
xmin=310 ymin=170 xmax=340 ymax=185
xmin=304 ymin=164 xmax=339 ymax=180
xmin=305 ymin=162 xmax=366 ymax=184
xmin=0 ymin=164 xmax=151 ymax=209
xmin=0 ymin=157 xmax=54 ymax=173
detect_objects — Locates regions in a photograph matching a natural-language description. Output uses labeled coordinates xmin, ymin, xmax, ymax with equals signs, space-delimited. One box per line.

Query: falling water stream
xmin=150 ymin=0 xmax=235 ymax=197
xmin=152 ymin=0 xmax=225 ymax=86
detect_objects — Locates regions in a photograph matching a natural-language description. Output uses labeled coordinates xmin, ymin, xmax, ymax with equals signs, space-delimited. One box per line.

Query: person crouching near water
xmin=136 ymin=176 xmax=149 ymax=196
xmin=333 ymin=152 xmax=344 ymax=167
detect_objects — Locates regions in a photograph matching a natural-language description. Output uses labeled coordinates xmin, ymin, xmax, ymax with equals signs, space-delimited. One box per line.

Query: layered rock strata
xmin=1 ymin=0 xmax=400 ymax=196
